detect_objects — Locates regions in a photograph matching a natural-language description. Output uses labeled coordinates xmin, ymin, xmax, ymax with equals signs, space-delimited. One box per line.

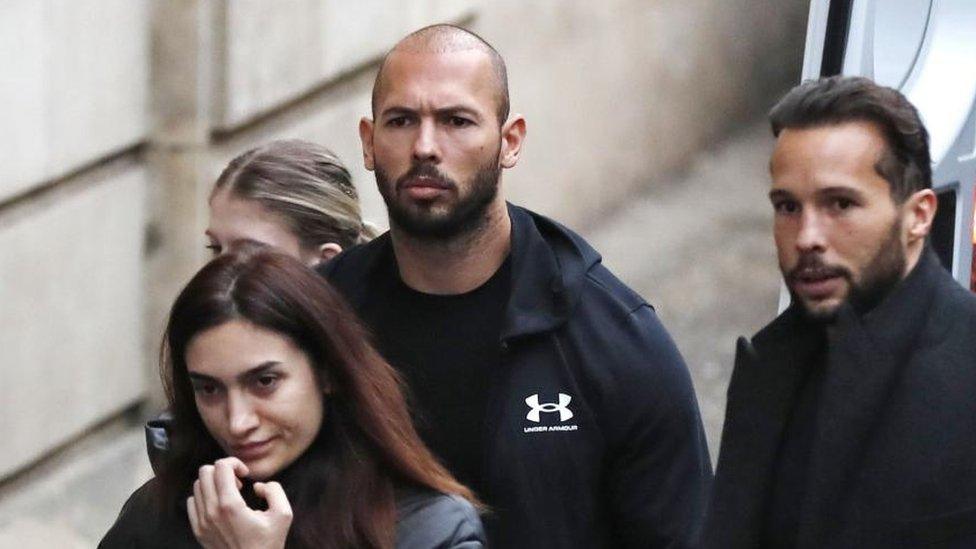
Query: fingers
xmin=214 ymin=458 xmax=247 ymax=509
xmin=254 ymin=481 xmax=293 ymax=519
xmin=187 ymin=496 xmax=201 ymax=538
xmin=193 ymin=478 xmax=207 ymax=528
xmin=220 ymin=456 xmax=250 ymax=479
xmin=198 ymin=465 xmax=220 ymax=521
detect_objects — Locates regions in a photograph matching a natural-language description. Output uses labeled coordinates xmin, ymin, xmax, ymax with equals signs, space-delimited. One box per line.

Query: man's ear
xmin=359 ymin=117 xmax=375 ymax=171
xmin=903 ymin=188 xmax=938 ymax=244
xmin=499 ymin=114 xmax=526 ymax=169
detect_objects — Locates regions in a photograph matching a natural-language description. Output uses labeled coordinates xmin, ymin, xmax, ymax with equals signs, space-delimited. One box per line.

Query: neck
xmin=390 ymin=200 xmax=511 ymax=295
xmin=902 ymin=240 xmax=925 ymax=279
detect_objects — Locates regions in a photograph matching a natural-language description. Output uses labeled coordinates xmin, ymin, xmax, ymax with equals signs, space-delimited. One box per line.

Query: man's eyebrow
xmin=768 ymin=189 xmax=793 ymax=200
xmin=815 ymin=185 xmax=865 ymax=196
xmin=379 ymin=106 xmax=417 ymax=118
xmin=434 ymin=106 xmax=481 ymax=117
xmin=380 ymin=105 xmax=483 ymax=120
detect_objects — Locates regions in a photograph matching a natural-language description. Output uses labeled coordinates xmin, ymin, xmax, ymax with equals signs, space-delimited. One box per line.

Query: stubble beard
xmin=375 ymin=153 xmax=502 ymax=241
xmin=786 ymin=218 xmax=907 ymax=322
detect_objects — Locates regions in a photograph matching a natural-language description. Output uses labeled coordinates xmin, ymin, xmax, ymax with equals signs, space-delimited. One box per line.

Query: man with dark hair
xmin=704 ymin=76 xmax=976 ymax=547
xmin=321 ymin=24 xmax=712 ymax=548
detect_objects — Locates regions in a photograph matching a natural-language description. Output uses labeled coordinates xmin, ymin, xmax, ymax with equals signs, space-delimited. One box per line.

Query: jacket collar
xmin=709 ymin=309 xmax=823 ymax=548
xmin=796 ymin=249 xmax=941 ymax=544
xmin=331 ymin=204 xmax=598 ymax=342
xmin=501 ymin=203 xmax=595 ymax=340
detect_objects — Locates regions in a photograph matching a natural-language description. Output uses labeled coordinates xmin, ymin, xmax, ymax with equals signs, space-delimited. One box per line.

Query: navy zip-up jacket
xmin=320 ymin=204 xmax=712 ymax=548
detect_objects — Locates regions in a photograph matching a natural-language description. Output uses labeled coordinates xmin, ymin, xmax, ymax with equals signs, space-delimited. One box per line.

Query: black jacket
xmin=99 ymin=480 xmax=485 ymax=548
xmin=704 ymin=250 xmax=976 ymax=548
xmin=320 ymin=204 xmax=712 ymax=548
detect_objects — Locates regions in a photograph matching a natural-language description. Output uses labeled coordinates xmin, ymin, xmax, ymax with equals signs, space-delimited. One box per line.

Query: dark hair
xmin=213 ymin=140 xmax=378 ymax=250
xmin=158 ymin=247 xmax=476 ymax=548
xmin=372 ymin=24 xmax=510 ymax=125
xmin=769 ymin=75 xmax=932 ymax=201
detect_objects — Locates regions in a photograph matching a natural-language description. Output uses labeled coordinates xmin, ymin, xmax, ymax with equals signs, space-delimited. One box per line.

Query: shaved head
xmin=372 ymin=24 xmax=510 ymax=125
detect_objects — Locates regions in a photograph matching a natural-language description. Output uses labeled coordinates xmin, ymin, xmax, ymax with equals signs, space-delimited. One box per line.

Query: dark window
xmin=821 ymin=0 xmax=855 ymax=77
xmin=930 ymin=188 xmax=956 ymax=272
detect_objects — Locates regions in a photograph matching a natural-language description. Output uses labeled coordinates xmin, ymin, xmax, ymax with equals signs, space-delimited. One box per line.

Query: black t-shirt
xmin=368 ymin=253 xmax=511 ymax=495
xmin=763 ymin=335 xmax=827 ymax=548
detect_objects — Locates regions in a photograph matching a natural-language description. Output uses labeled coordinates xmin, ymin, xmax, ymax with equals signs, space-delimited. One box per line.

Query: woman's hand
xmin=187 ymin=457 xmax=293 ymax=549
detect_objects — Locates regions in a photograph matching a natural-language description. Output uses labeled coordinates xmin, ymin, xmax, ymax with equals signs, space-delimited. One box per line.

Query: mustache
xmin=787 ymin=253 xmax=850 ymax=282
xmin=395 ymin=163 xmax=456 ymax=190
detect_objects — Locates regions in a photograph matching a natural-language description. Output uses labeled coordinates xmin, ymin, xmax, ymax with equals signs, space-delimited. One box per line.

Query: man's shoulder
xmin=508 ymin=203 xmax=649 ymax=316
xmin=580 ymin=262 xmax=649 ymax=315
xmin=920 ymin=269 xmax=976 ymax=347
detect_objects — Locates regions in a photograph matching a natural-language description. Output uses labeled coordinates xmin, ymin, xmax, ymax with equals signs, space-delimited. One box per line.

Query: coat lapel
xmin=707 ymin=308 xmax=822 ymax=548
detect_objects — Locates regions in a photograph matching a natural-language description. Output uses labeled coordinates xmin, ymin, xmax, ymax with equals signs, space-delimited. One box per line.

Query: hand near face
xmin=187 ymin=457 xmax=293 ymax=549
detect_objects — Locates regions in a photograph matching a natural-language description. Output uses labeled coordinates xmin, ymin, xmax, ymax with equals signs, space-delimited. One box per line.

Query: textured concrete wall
xmin=0 ymin=166 xmax=147 ymax=477
xmin=0 ymin=0 xmax=150 ymax=480
xmin=0 ymin=0 xmax=149 ymax=200
xmin=478 ymin=0 xmax=806 ymax=224
xmin=216 ymin=0 xmax=476 ymax=130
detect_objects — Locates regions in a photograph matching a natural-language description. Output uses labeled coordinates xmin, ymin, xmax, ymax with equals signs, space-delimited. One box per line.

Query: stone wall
xmin=0 ymin=0 xmax=806 ymax=480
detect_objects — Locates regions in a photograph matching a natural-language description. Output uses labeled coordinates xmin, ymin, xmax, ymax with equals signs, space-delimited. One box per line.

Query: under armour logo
xmin=525 ymin=393 xmax=574 ymax=423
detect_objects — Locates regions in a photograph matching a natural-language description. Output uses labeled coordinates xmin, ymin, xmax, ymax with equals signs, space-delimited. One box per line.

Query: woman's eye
xmin=254 ymin=375 xmax=279 ymax=393
xmin=193 ymin=382 xmax=219 ymax=396
xmin=773 ymin=200 xmax=799 ymax=215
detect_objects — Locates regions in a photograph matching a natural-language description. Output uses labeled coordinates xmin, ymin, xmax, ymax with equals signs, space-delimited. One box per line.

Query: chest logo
xmin=525 ymin=393 xmax=574 ymax=423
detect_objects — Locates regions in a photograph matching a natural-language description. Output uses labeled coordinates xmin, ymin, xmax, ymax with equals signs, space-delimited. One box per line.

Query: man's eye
xmin=205 ymin=244 xmax=221 ymax=256
xmin=386 ymin=117 xmax=410 ymax=128
xmin=448 ymin=116 xmax=473 ymax=127
xmin=831 ymin=197 xmax=856 ymax=211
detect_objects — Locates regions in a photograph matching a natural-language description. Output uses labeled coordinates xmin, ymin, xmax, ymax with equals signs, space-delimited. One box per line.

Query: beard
xmin=375 ymin=153 xmax=502 ymax=240
xmin=787 ymin=218 xmax=906 ymax=322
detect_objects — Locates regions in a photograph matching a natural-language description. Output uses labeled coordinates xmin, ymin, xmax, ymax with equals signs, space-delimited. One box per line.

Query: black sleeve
xmin=99 ymin=480 xmax=156 ymax=549
xmin=605 ymin=305 xmax=713 ymax=548
xmin=99 ymin=479 xmax=197 ymax=549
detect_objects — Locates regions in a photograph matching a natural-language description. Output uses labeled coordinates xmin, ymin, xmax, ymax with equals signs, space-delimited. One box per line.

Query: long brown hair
xmin=158 ymin=247 xmax=476 ymax=548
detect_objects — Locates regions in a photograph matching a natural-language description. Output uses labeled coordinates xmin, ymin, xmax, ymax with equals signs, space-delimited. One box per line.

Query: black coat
xmin=704 ymin=250 xmax=976 ymax=548
xmin=320 ymin=204 xmax=712 ymax=548
xmin=99 ymin=479 xmax=485 ymax=548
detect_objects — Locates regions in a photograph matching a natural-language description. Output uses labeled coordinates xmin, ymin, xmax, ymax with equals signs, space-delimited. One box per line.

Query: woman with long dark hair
xmin=102 ymin=248 xmax=484 ymax=548
xmin=147 ymin=139 xmax=377 ymax=472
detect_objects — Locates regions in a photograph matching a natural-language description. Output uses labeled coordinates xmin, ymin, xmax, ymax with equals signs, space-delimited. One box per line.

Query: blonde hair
xmin=213 ymin=140 xmax=377 ymax=250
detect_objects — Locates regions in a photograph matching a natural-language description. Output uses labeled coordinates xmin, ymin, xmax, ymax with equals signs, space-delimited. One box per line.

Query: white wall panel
xmin=0 ymin=0 xmax=149 ymax=201
xmin=0 ymin=167 xmax=147 ymax=478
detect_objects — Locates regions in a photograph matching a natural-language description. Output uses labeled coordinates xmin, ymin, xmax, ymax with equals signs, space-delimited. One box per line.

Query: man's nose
xmin=795 ymin=211 xmax=827 ymax=252
xmin=412 ymin=119 xmax=440 ymax=163
xmin=226 ymin=391 xmax=259 ymax=437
